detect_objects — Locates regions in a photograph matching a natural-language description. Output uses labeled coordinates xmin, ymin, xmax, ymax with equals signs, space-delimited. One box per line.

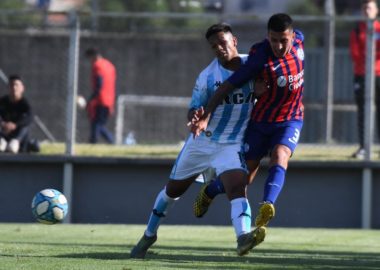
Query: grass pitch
xmin=0 ymin=224 xmax=379 ymax=270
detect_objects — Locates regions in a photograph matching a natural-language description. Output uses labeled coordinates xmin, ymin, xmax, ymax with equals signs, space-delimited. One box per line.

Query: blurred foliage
xmin=83 ymin=0 xmax=207 ymax=33
xmin=87 ymin=0 xmax=203 ymax=13
xmin=0 ymin=0 xmax=358 ymax=46
xmin=289 ymin=0 xmax=323 ymax=15
xmin=288 ymin=0 xmax=359 ymax=47
xmin=288 ymin=0 xmax=323 ymax=48
xmin=0 ymin=0 xmax=25 ymax=10
xmin=0 ymin=1 xmax=43 ymax=29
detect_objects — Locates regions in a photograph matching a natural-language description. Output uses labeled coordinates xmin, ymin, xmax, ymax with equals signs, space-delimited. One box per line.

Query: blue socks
xmin=263 ymin=165 xmax=286 ymax=204
xmin=204 ymin=164 xmax=286 ymax=204
xmin=205 ymin=177 xmax=225 ymax=198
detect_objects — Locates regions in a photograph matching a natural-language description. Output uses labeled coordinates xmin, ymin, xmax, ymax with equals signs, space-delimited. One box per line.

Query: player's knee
xmin=166 ymin=178 xmax=193 ymax=198
xmin=270 ymin=145 xmax=291 ymax=166
xmin=225 ymin=181 xmax=247 ymax=200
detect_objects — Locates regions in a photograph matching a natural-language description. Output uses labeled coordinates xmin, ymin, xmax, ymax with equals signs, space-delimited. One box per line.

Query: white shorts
xmin=170 ymin=135 xmax=248 ymax=180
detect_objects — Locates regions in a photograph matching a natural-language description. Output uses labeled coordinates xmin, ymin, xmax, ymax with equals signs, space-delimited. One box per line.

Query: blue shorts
xmin=244 ymin=120 xmax=303 ymax=160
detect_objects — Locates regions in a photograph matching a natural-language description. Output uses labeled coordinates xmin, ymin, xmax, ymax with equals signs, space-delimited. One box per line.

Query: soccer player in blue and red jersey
xmin=192 ymin=13 xmax=304 ymax=231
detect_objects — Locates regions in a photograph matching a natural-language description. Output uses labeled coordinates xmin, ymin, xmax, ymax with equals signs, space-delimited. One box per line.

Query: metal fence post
xmin=63 ymin=12 xmax=80 ymax=223
xmin=323 ymin=0 xmax=335 ymax=143
xmin=361 ymin=18 xmax=375 ymax=229
xmin=65 ymin=12 xmax=80 ymax=155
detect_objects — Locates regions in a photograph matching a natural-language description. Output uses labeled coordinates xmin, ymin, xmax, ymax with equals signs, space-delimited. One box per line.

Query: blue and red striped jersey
xmin=228 ymin=30 xmax=305 ymax=123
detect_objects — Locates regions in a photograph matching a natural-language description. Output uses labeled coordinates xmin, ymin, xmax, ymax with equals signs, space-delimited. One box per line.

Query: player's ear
xmin=233 ymin=35 xmax=238 ymax=47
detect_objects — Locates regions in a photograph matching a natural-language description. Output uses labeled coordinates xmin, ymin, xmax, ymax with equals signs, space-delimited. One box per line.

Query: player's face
xmin=208 ymin=31 xmax=238 ymax=64
xmin=9 ymin=79 xmax=24 ymax=101
xmin=362 ymin=2 xmax=378 ymax=19
xmin=268 ymin=29 xmax=295 ymax=58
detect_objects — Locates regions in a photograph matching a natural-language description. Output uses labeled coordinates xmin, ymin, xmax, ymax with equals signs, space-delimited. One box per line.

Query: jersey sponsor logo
xmin=288 ymin=69 xmax=304 ymax=91
xmin=297 ymin=48 xmax=304 ymax=61
xmin=222 ymin=91 xmax=255 ymax=105
xmin=288 ymin=128 xmax=300 ymax=144
xmin=277 ymin=76 xmax=287 ymax=87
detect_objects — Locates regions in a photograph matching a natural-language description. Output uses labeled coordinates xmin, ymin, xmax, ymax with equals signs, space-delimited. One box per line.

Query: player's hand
xmin=2 ymin=121 xmax=16 ymax=135
xmin=187 ymin=107 xmax=204 ymax=127
xmin=190 ymin=112 xmax=210 ymax=138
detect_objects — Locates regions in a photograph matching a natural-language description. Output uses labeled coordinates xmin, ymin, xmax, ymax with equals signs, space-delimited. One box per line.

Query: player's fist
xmin=187 ymin=107 xmax=204 ymax=126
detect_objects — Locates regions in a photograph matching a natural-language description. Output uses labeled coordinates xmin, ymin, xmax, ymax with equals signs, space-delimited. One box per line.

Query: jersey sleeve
xmin=227 ymin=43 xmax=267 ymax=88
xmin=294 ymin=29 xmax=304 ymax=42
xmin=189 ymin=73 xmax=209 ymax=110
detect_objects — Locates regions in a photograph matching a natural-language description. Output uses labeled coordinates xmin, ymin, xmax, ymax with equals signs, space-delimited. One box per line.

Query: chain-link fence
xmin=0 ymin=10 xmax=375 ymax=155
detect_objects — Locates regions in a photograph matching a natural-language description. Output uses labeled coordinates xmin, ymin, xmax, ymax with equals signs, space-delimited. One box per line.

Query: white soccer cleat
xmin=7 ymin=139 xmax=20 ymax=153
xmin=0 ymin=138 xmax=7 ymax=152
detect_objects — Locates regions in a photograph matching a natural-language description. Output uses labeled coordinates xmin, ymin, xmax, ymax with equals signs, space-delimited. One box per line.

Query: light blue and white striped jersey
xmin=189 ymin=55 xmax=254 ymax=143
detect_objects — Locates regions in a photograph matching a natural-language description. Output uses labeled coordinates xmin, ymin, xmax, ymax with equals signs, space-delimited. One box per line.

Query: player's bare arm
xmin=254 ymin=79 xmax=269 ymax=97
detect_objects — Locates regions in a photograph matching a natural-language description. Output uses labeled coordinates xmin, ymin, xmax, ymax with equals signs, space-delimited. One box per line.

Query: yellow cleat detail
xmin=193 ymin=184 xmax=213 ymax=218
xmin=255 ymin=202 xmax=275 ymax=227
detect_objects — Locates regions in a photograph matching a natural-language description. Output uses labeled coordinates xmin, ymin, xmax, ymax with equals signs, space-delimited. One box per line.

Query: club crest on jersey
xmin=277 ymin=76 xmax=287 ymax=87
xmin=297 ymin=48 xmax=304 ymax=61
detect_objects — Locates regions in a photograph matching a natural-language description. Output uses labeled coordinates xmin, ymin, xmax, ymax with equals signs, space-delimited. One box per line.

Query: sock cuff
xmin=230 ymin=197 xmax=248 ymax=205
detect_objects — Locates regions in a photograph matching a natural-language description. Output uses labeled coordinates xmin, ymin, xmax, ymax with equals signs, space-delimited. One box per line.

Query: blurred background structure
xmin=0 ymin=0 xmax=373 ymax=146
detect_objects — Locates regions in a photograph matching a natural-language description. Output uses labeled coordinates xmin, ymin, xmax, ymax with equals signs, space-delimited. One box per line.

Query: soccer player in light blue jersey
xmin=130 ymin=23 xmax=265 ymax=259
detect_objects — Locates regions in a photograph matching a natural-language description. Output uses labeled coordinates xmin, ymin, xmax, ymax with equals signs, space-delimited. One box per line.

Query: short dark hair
xmin=205 ymin=23 xmax=233 ymax=40
xmin=8 ymin=74 xmax=22 ymax=83
xmin=362 ymin=0 xmax=377 ymax=4
xmin=267 ymin=13 xmax=293 ymax=32
xmin=85 ymin=47 xmax=99 ymax=58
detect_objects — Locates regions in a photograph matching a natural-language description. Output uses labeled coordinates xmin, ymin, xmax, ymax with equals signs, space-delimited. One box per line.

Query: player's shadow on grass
xmin=53 ymin=245 xmax=380 ymax=269
xmin=55 ymin=252 xmax=130 ymax=260
xmin=142 ymin=247 xmax=380 ymax=269
xmin=8 ymin=241 xmax=379 ymax=268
